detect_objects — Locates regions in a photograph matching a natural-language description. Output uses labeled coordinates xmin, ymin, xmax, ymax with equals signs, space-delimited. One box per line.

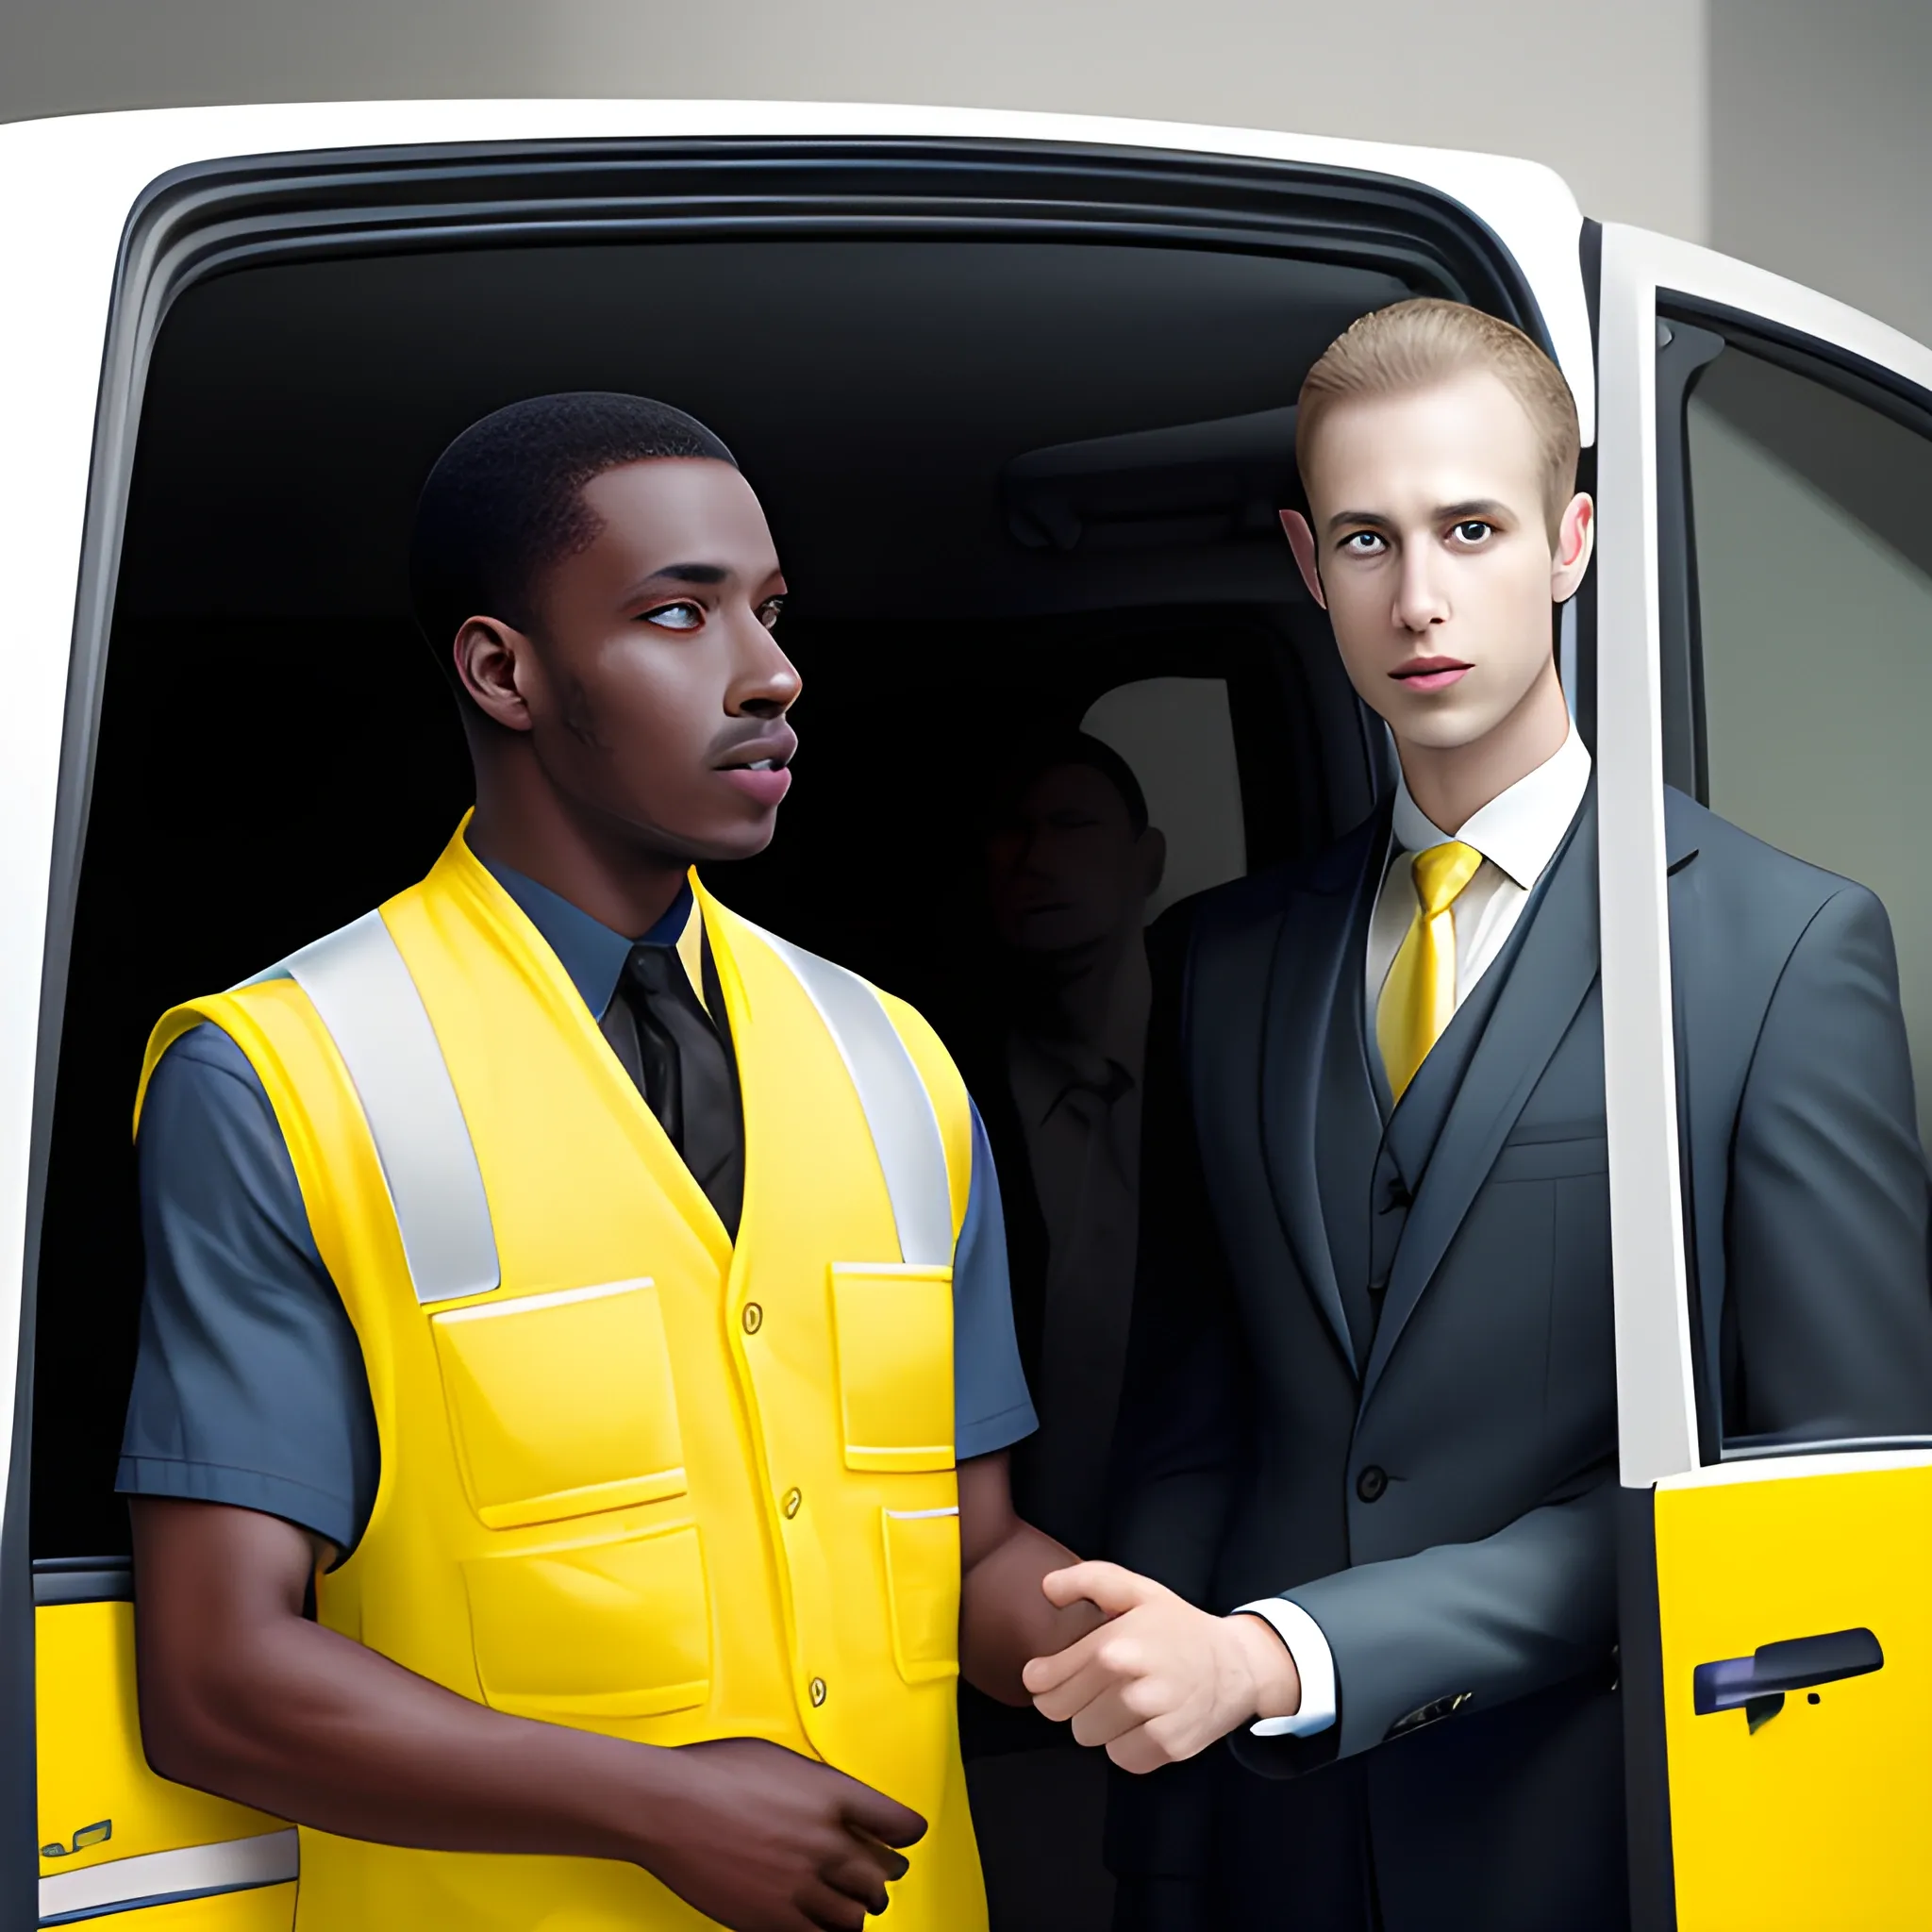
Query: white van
xmin=7 ymin=101 xmax=1929 ymax=1932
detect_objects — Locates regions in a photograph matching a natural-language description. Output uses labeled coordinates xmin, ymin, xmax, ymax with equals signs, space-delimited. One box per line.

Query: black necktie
xmin=608 ymin=941 xmax=744 ymax=1237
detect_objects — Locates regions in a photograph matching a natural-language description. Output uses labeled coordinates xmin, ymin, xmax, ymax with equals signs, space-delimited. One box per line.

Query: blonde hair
xmin=1295 ymin=298 xmax=1580 ymax=537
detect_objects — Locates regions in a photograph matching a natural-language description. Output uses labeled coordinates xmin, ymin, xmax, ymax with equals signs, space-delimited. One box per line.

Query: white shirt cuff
xmin=1234 ymin=1596 xmax=1338 ymax=1738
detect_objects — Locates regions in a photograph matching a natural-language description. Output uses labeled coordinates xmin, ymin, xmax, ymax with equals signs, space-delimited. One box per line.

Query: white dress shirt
xmin=1239 ymin=724 xmax=1592 ymax=1740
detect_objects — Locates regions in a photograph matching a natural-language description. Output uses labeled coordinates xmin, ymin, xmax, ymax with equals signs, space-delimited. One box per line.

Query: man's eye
xmin=1452 ymin=521 xmax=1493 ymax=544
xmin=644 ymin=602 xmax=704 ymax=630
xmin=1341 ymin=531 xmax=1385 ymax=555
xmin=757 ymin=596 xmax=786 ymax=630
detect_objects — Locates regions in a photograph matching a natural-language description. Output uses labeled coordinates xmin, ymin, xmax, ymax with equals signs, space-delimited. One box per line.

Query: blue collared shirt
xmin=118 ymin=858 xmax=1036 ymax=1555
xmin=491 ymin=866 xmax=696 ymax=1022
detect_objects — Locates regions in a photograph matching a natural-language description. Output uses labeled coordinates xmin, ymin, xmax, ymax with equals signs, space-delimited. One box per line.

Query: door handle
xmin=1694 ymin=1626 xmax=1883 ymax=1732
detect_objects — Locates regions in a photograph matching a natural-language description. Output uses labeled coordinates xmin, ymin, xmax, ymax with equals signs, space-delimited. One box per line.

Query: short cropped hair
xmin=1295 ymin=298 xmax=1580 ymax=537
xmin=408 ymin=391 xmax=737 ymax=677
xmin=990 ymin=729 xmax=1151 ymax=839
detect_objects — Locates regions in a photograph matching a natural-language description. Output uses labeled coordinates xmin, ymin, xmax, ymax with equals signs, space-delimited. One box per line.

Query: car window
xmin=1685 ymin=342 xmax=1932 ymax=1157
xmin=1674 ymin=330 xmax=1932 ymax=1454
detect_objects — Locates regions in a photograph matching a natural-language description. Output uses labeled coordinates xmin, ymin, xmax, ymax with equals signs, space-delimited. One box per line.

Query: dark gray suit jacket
xmin=1107 ymin=785 xmax=1932 ymax=1932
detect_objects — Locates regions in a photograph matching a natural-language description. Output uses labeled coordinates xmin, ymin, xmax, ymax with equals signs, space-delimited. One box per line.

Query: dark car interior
xmin=31 ymin=230 xmax=1428 ymax=1568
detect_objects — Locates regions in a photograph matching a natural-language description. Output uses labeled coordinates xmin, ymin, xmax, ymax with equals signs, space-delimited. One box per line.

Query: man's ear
xmin=1552 ymin=491 xmax=1595 ymax=603
xmin=1279 ymin=509 xmax=1327 ymax=609
xmin=453 ymin=615 xmax=538 ymax=733
xmin=1138 ymin=824 xmax=1168 ymax=902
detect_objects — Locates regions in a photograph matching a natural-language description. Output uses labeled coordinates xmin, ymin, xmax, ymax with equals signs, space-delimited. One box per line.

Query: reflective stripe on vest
xmin=278 ymin=907 xmax=954 ymax=1300
xmin=283 ymin=909 xmax=499 ymax=1306
xmin=748 ymin=924 xmax=955 ymax=1268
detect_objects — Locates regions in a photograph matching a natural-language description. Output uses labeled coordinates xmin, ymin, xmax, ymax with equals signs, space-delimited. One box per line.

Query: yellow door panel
xmin=38 ymin=1600 xmax=289 ymax=1875
xmin=1655 ymin=1461 xmax=1932 ymax=1932
xmin=134 ymin=1881 xmax=297 ymax=1927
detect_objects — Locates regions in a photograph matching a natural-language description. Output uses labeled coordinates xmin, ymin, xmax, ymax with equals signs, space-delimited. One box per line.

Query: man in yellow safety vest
xmin=119 ymin=393 xmax=1103 ymax=1931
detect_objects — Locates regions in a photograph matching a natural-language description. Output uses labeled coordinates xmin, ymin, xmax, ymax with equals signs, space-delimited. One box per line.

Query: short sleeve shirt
xmin=118 ymin=860 xmax=1037 ymax=1556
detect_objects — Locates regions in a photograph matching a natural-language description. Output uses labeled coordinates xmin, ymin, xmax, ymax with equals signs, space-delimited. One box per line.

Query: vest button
xmin=1357 ymin=1465 xmax=1389 ymax=1503
xmin=783 ymin=1488 xmax=802 ymax=1519
xmin=809 ymin=1676 xmax=828 ymax=1707
xmin=741 ymin=1303 xmax=763 ymax=1334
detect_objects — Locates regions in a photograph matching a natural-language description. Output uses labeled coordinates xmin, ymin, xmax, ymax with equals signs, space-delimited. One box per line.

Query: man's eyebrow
xmin=1324 ymin=509 xmax=1392 ymax=538
xmin=1323 ymin=498 xmax=1518 ymax=538
xmin=641 ymin=561 xmax=730 ymax=587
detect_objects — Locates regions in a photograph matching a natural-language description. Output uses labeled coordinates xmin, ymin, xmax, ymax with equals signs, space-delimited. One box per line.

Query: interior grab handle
xmin=1694 ymin=1626 xmax=1883 ymax=1733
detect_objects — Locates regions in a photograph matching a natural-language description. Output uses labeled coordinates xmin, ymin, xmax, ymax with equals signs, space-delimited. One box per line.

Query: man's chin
xmin=685 ymin=819 xmax=782 ymax=866
xmin=1005 ymin=924 xmax=1108 ymax=957
xmin=624 ymin=808 xmax=782 ymax=872
xmin=1378 ymin=702 xmax=1496 ymax=754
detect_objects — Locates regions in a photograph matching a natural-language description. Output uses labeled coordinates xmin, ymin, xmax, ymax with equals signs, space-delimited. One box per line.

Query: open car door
xmin=1597 ymin=222 xmax=1932 ymax=1931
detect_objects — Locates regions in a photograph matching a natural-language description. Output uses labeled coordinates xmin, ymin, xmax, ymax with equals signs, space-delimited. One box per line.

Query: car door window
xmin=1684 ymin=341 xmax=1932 ymax=1157
xmin=1672 ymin=322 xmax=1932 ymax=1453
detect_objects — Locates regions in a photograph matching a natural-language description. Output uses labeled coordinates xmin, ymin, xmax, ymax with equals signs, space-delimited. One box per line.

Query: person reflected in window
xmin=958 ymin=732 xmax=1164 ymax=1932
xmin=983 ymin=732 xmax=1167 ymax=1558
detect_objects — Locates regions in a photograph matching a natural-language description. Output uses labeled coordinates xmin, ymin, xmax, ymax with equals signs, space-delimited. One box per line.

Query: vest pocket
xmin=432 ymin=1279 xmax=688 ymax=1529
xmin=461 ymin=1524 xmax=712 ymax=1720
xmin=882 ymin=1507 xmax=961 ymax=1685
xmin=828 ymin=1265 xmax=955 ymax=1473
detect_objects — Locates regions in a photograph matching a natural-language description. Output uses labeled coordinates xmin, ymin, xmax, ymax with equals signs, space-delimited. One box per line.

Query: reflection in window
xmin=1687 ymin=348 xmax=1932 ymax=1155
xmin=1081 ymin=676 xmax=1246 ymax=920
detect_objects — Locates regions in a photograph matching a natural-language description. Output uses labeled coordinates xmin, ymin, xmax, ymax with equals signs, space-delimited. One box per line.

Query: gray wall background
xmin=1 ymin=0 xmax=1925 ymax=343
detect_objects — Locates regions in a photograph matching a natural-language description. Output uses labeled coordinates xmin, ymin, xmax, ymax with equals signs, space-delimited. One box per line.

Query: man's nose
xmin=1391 ymin=546 xmax=1450 ymax=633
xmin=727 ymin=612 xmax=802 ymax=718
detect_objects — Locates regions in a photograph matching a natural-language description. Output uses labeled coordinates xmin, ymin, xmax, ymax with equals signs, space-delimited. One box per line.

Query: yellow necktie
xmin=1376 ymin=841 xmax=1484 ymax=1102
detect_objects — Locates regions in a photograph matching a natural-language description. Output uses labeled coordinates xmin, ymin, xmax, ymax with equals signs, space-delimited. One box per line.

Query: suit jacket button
xmin=1357 ymin=1465 xmax=1388 ymax=1503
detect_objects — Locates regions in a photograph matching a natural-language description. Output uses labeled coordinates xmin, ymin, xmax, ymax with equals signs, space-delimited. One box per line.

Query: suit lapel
xmin=1258 ymin=808 xmax=1389 ymax=1377
xmin=1358 ymin=791 xmax=1602 ymax=1409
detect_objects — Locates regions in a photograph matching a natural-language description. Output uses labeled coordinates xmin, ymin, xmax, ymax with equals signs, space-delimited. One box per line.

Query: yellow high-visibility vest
xmin=136 ymin=824 xmax=989 ymax=1931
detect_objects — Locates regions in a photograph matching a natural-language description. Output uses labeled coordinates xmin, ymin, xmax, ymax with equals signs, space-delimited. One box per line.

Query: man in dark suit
xmin=1021 ymin=298 xmax=1932 ymax=1929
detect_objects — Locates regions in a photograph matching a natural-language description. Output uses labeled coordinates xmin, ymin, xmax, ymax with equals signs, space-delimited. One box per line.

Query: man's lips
xmin=713 ymin=724 xmax=798 ymax=773
xmin=716 ymin=763 xmax=792 ymax=806
xmin=1391 ymin=656 xmax=1473 ymax=693
xmin=713 ymin=726 xmax=797 ymax=806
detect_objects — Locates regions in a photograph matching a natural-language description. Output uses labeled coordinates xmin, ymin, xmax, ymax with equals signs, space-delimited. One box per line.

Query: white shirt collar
xmin=1390 ymin=724 xmax=1592 ymax=891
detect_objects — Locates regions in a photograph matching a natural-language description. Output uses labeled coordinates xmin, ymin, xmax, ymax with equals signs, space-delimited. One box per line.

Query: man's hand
xmin=640 ymin=1739 xmax=925 ymax=1932
xmin=957 ymin=1451 xmax=1105 ymax=1704
xmin=1021 ymin=1562 xmax=1301 ymax=1774
xmin=130 ymin=1499 xmax=924 ymax=1932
